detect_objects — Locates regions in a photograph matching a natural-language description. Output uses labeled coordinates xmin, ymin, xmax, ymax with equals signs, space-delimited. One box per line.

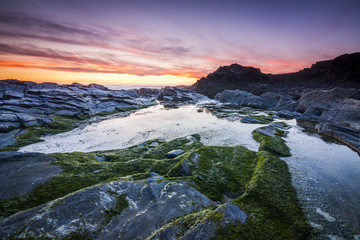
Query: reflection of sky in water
xmin=285 ymin=120 xmax=360 ymax=236
xmin=20 ymin=105 xmax=262 ymax=153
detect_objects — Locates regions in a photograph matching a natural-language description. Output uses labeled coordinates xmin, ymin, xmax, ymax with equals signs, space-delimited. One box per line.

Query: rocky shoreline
xmin=0 ymin=52 xmax=359 ymax=239
xmin=0 ymin=80 xmax=206 ymax=151
xmin=192 ymin=53 xmax=360 ymax=153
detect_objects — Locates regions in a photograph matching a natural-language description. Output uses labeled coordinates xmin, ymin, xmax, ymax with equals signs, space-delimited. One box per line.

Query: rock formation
xmin=192 ymin=52 xmax=360 ymax=152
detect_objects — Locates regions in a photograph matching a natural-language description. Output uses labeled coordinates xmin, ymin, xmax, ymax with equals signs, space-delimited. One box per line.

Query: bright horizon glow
xmin=0 ymin=66 xmax=197 ymax=85
xmin=0 ymin=0 xmax=359 ymax=85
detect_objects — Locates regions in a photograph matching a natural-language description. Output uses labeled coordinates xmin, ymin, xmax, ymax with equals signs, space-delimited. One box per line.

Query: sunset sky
xmin=0 ymin=0 xmax=359 ymax=86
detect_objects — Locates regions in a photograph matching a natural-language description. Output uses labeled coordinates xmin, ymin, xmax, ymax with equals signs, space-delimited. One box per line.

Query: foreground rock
xmin=0 ymin=135 xmax=311 ymax=239
xmin=0 ymin=152 xmax=61 ymax=200
xmin=0 ymin=174 xmax=215 ymax=239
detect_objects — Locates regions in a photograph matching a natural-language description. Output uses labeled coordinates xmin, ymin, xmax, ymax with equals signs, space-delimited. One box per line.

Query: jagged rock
xmin=166 ymin=149 xmax=185 ymax=158
xmin=0 ymin=79 xmax=156 ymax=149
xmin=0 ymin=152 xmax=62 ymax=200
xmin=217 ymin=203 xmax=247 ymax=227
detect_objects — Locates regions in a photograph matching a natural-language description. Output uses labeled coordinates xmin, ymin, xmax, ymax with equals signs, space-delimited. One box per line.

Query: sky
xmin=0 ymin=0 xmax=359 ymax=86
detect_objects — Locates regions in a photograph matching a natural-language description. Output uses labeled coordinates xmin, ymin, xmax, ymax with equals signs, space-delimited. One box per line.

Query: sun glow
xmin=0 ymin=66 xmax=197 ymax=86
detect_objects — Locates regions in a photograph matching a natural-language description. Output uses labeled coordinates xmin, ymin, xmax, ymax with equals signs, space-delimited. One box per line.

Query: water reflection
xmin=20 ymin=105 xmax=262 ymax=153
xmin=285 ymin=120 xmax=360 ymax=238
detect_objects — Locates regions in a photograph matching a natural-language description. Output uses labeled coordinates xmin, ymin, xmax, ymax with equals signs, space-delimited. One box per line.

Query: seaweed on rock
xmin=0 ymin=131 xmax=311 ymax=239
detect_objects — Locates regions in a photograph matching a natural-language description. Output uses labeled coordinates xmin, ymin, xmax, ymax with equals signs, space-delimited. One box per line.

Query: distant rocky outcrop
xmin=193 ymin=53 xmax=360 ymax=97
xmin=192 ymin=52 xmax=360 ymax=152
xmin=193 ymin=64 xmax=271 ymax=98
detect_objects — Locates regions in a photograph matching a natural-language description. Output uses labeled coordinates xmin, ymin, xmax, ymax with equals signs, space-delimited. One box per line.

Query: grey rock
xmin=215 ymin=89 xmax=293 ymax=110
xmin=166 ymin=149 xmax=185 ymax=158
xmin=186 ymin=136 xmax=197 ymax=145
xmin=55 ymin=109 xmax=81 ymax=117
xmin=152 ymin=203 xmax=247 ymax=240
xmin=315 ymin=122 xmax=360 ymax=153
xmin=217 ymin=203 xmax=247 ymax=227
xmin=94 ymin=155 xmax=106 ymax=162
xmin=297 ymin=88 xmax=360 ymax=129
xmin=0 ymin=129 xmax=20 ymax=147
xmin=0 ymin=176 xmax=216 ymax=240
xmin=0 ymin=112 xmax=18 ymax=122
xmin=0 ymin=152 xmax=62 ymax=200
xmin=93 ymin=170 xmax=101 ymax=174
xmin=277 ymin=110 xmax=302 ymax=119
xmin=254 ymin=122 xmax=289 ymax=137
xmin=150 ymin=142 xmax=159 ymax=147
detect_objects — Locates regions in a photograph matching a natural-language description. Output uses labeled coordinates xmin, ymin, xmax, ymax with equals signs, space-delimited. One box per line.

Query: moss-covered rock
xmin=0 ymin=135 xmax=203 ymax=218
xmin=224 ymin=151 xmax=311 ymax=239
xmin=0 ymin=132 xmax=311 ymax=239
xmin=168 ymin=146 xmax=258 ymax=202
xmin=252 ymin=130 xmax=291 ymax=157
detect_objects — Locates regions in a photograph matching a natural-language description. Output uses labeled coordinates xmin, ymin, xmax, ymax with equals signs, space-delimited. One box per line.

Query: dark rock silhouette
xmin=193 ymin=53 xmax=360 ymax=97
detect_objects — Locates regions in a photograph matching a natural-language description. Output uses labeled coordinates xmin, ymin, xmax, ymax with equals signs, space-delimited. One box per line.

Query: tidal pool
xmin=20 ymin=104 xmax=262 ymax=153
xmin=19 ymin=104 xmax=360 ymax=238
xmin=284 ymin=120 xmax=360 ymax=238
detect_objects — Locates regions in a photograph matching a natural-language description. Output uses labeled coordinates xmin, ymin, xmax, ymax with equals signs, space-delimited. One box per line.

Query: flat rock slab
xmin=0 ymin=152 xmax=62 ymax=200
xmin=0 ymin=175 xmax=216 ymax=240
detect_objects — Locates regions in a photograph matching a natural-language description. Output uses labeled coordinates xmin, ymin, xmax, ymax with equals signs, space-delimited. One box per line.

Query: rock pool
xmin=19 ymin=104 xmax=360 ymax=239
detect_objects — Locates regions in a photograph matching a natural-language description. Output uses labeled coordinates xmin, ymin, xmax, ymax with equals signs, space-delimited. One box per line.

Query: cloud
xmin=0 ymin=41 xmax=204 ymax=77
xmin=0 ymin=11 xmax=100 ymax=38
xmin=0 ymin=11 xmax=192 ymax=58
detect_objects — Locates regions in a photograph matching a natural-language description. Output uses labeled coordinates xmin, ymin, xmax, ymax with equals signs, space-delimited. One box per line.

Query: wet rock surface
xmin=0 ymin=152 xmax=61 ymax=200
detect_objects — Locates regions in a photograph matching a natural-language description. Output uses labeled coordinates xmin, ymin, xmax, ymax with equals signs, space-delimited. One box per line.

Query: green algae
xmin=167 ymin=146 xmax=258 ymax=202
xmin=252 ymin=130 xmax=291 ymax=157
xmin=0 ymin=135 xmax=202 ymax=218
xmin=2 ymin=115 xmax=84 ymax=151
xmin=146 ymin=208 xmax=215 ymax=240
xmin=219 ymin=151 xmax=311 ymax=240
xmin=248 ymin=115 xmax=274 ymax=124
